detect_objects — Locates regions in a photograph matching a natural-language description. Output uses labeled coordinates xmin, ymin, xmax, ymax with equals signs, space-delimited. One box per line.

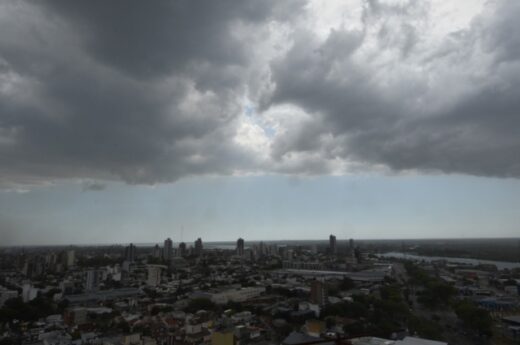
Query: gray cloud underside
xmin=266 ymin=0 xmax=520 ymax=178
xmin=1 ymin=0 xmax=520 ymax=187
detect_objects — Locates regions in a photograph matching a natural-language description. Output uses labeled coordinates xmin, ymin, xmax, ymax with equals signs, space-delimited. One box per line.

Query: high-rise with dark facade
xmin=310 ymin=280 xmax=328 ymax=306
xmin=329 ymin=234 xmax=337 ymax=255
xmin=194 ymin=238 xmax=203 ymax=256
xmin=152 ymin=244 xmax=161 ymax=258
xmin=236 ymin=238 xmax=245 ymax=256
xmin=125 ymin=243 xmax=136 ymax=262
xmin=163 ymin=238 xmax=173 ymax=262
xmin=178 ymin=242 xmax=187 ymax=257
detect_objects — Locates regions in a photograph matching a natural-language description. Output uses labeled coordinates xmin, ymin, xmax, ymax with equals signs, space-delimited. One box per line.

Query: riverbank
xmin=379 ymin=252 xmax=520 ymax=270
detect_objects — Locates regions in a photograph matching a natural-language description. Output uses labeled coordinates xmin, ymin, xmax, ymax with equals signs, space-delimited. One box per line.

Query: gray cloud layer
xmin=267 ymin=0 xmax=520 ymax=178
xmin=1 ymin=0 xmax=519 ymax=187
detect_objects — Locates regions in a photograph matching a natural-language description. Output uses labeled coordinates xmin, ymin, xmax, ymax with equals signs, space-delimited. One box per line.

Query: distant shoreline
xmin=2 ymin=237 xmax=520 ymax=248
xmin=379 ymin=251 xmax=520 ymax=270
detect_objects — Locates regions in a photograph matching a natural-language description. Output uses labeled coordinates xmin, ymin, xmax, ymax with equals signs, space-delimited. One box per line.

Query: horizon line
xmin=2 ymin=236 xmax=520 ymax=248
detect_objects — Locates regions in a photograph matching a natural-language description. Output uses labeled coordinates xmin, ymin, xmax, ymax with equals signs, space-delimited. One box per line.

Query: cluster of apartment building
xmin=0 ymin=236 xmax=485 ymax=345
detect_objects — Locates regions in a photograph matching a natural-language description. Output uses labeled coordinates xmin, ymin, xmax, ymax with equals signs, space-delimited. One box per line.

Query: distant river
xmin=204 ymin=243 xmax=236 ymax=250
xmin=379 ymin=252 xmax=520 ymax=270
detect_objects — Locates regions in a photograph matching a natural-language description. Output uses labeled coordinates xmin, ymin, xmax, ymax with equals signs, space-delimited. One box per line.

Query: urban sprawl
xmin=1 ymin=236 xmax=520 ymax=345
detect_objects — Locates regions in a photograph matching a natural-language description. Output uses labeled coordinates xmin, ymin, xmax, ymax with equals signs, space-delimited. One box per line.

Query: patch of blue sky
xmin=243 ymin=104 xmax=276 ymax=138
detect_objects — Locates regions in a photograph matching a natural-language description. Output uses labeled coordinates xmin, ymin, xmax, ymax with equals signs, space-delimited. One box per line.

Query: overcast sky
xmin=1 ymin=0 xmax=520 ymax=245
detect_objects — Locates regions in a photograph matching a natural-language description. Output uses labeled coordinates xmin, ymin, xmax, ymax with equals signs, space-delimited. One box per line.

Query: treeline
xmin=0 ymin=296 xmax=68 ymax=323
xmin=405 ymin=261 xmax=456 ymax=308
xmin=404 ymin=261 xmax=493 ymax=337
xmin=320 ymin=283 xmax=444 ymax=340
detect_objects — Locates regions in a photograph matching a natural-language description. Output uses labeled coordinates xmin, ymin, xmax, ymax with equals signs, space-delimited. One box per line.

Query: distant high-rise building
xmin=147 ymin=265 xmax=163 ymax=286
xmin=62 ymin=249 xmax=75 ymax=269
xmin=163 ymin=238 xmax=173 ymax=261
xmin=286 ymin=249 xmax=294 ymax=262
xmin=33 ymin=256 xmax=45 ymax=276
xmin=354 ymin=246 xmax=362 ymax=263
xmin=85 ymin=270 xmax=101 ymax=291
xmin=152 ymin=244 xmax=161 ymax=258
xmin=22 ymin=260 xmax=35 ymax=278
xmin=194 ymin=238 xmax=203 ymax=256
xmin=45 ymin=252 xmax=57 ymax=271
xmin=259 ymin=241 xmax=265 ymax=257
xmin=310 ymin=280 xmax=328 ymax=306
xmin=347 ymin=238 xmax=355 ymax=257
xmin=236 ymin=238 xmax=245 ymax=256
xmin=125 ymin=243 xmax=136 ymax=262
xmin=329 ymin=234 xmax=337 ymax=255
xmin=178 ymin=242 xmax=187 ymax=257
xmin=56 ymin=251 xmax=66 ymax=272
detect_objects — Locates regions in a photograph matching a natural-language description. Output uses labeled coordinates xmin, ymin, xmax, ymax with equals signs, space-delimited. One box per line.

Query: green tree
xmin=408 ymin=316 xmax=444 ymax=340
xmin=453 ymin=299 xmax=493 ymax=337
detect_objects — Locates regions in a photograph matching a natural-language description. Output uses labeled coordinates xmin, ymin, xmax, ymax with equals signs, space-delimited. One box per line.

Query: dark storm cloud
xmin=266 ymin=0 xmax=520 ymax=178
xmin=1 ymin=0 xmax=520 ymax=187
xmin=0 ymin=0 xmax=301 ymax=187
xmin=38 ymin=0 xmax=295 ymax=80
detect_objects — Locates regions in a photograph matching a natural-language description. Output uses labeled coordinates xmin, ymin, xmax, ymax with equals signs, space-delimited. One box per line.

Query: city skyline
xmin=1 ymin=1 xmax=519 ymax=343
xmin=2 ymin=221 xmax=515 ymax=344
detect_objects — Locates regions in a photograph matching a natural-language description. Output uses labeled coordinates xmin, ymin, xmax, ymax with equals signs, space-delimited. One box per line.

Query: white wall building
xmin=22 ymin=283 xmax=39 ymax=302
xmin=147 ymin=265 xmax=165 ymax=286
xmin=66 ymin=250 xmax=75 ymax=267
xmin=85 ymin=270 xmax=102 ymax=291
